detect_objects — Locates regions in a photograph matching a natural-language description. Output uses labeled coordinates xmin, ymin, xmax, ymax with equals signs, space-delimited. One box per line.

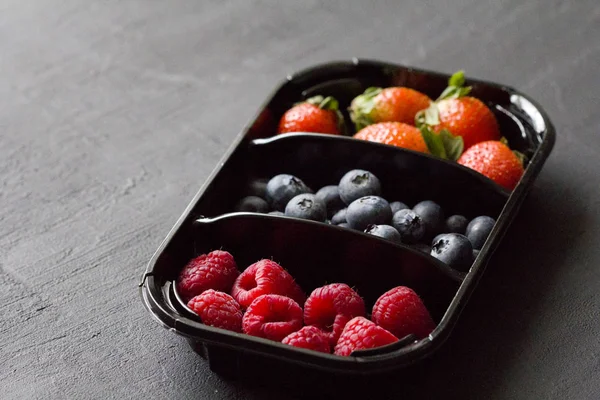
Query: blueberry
xmin=247 ymin=178 xmax=269 ymax=198
xmin=235 ymin=196 xmax=269 ymax=213
xmin=331 ymin=208 xmax=347 ymax=225
xmin=346 ymin=196 xmax=392 ymax=231
xmin=430 ymin=233 xmax=473 ymax=271
xmin=315 ymin=185 xmax=345 ymax=218
xmin=413 ymin=200 xmax=445 ymax=238
xmin=432 ymin=233 xmax=445 ymax=245
xmin=473 ymin=249 xmax=480 ymax=260
xmin=284 ymin=193 xmax=326 ymax=222
xmin=390 ymin=201 xmax=409 ymax=214
xmin=269 ymin=211 xmax=285 ymax=216
xmin=445 ymin=215 xmax=469 ymax=234
xmin=392 ymin=209 xmax=426 ymax=244
xmin=338 ymin=169 xmax=382 ymax=205
xmin=412 ymin=243 xmax=431 ymax=254
xmin=338 ymin=222 xmax=350 ymax=229
xmin=466 ymin=216 xmax=496 ymax=250
xmin=364 ymin=224 xmax=402 ymax=244
xmin=266 ymin=174 xmax=313 ymax=211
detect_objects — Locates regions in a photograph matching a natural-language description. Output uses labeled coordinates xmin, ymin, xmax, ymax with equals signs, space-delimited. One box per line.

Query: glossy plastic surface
xmin=139 ymin=59 xmax=555 ymax=377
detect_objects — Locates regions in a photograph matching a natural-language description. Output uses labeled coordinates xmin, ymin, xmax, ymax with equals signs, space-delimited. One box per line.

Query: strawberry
xmin=416 ymin=70 xmax=501 ymax=151
xmin=353 ymin=122 xmax=429 ymax=154
xmin=349 ymin=87 xmax=431 ymax=131
xmin=457 ymin=140 xmax=525 ymax=191
xmin=277 ymin=95 xmax=344 ymax=135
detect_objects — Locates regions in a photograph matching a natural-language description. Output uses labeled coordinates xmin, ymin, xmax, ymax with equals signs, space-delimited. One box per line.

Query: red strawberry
xmin=187 ymin=290 xmax=243 ymax=333
xmin=371 ymin=286 xmax=435 ymax=340
xmin=457 ymin=140 xmax=525 ymax=191
xmin=416 ymin=70 xmax=501 ymax=151
xmin=176 ymin=250 xmax=239 ymax=302
xmin=350 ymin=87 xmax=432 ymax=130
xmin=282 ymin=326 xmax=331 ymax=353
xmin=353 ymin=122 xmax=429 ymax=153
xmin=242 ymin=294 xmax=303 ymax=342
xmin=303 ymin=283 xmax=366 ymax=346
xmin=333 ymin=316 xmax=398 ymax=356
xmin=231 ymin=259 xmax=306 ymax=309
xmin=277 ymin=95 xmax=344 ymax=135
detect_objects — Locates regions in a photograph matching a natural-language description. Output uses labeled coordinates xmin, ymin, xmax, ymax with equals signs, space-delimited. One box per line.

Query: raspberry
xmin=176 ymin=250 xmax=239 ymax=302
xmin=333 ymin=316 xmax=398 ymax=356
xmin=231 ymin=259 xmax=306 ymax=309
xmin=282 ymin=326 xmax=330 ymax=353
xmin=303 ymin=283 xmax=366 ymax=346
xmin=242 ymin=294 xmax=303 ymax=342
xmin=371 ymin=286 xmax=435 ymax=340
xmin=187 ymin=290 xmax=243 ymax=333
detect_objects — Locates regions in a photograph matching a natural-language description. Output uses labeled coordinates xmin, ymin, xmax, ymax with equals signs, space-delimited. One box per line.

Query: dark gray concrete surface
xmin=2 ymin=0 xmax=599 ymax=399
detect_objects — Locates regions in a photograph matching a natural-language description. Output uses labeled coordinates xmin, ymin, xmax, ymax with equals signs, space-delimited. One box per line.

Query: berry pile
xmin=177 ymin=250 xmax=435 ymax=356
xmin=235 ymin=169 xmax=496 ymax=272
xmin=275 ymin=70 xmax=526 ymax=191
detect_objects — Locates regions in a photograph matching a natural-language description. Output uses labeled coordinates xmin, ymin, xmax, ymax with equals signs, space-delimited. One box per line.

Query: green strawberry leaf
xmin=363 ymin=87 xmax=382 ymax=97
xmin=351 ymin=115 xmax=373 ymax=132
xmin=513 ymin=150 xmax=528 ymax=166
xmin=500 ymin=137 xmax=528 ymax=166
xmin=349 ymin=87 xmax=382 ymax=131
xmin=420 ymin=126 xmax=464 ymax=160
xmin=437 ymin=70 xmax=472 ymax=101
xmin=304 ymin=95 xmax=340 ymax=111
xmin=318 ymin=96 xmax=339 ymax=111
xmin=420 ymin=126 xmax=447 ymax=159
xmin=303 ymin=95 xmax=324 ymax=107
xmin=449 ymin=70 xmax=465 ymax=87
xmin=439 ymin=129 xmax=464 ymax=161
xmin=415 ymin=102 xmax=440 ymax=127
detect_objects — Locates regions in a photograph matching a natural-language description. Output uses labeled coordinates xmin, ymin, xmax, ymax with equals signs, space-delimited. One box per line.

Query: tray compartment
xmin=144 ymin=213 xmax=462 ymax=375
xmin=185 ymin=133 xmax=509 ymax=230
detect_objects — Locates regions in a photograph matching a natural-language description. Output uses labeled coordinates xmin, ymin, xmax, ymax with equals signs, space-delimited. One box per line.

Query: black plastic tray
xmin=139 ymin=59 xmax=555 ymax=378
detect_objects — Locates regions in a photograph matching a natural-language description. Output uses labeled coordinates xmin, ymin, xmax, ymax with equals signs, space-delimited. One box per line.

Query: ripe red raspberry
xmin=177 ymin=250 xmax=239 ymax=302
xmin=282 ymin=326 xmax=330 ymax=353
xmin=303 ymin=283 xmax=366 ymax=346
xmin=371 ymin=286 xmax=435 ymax=340
xmin=231 ymin=259 xmax=306 ymax=309
xmin=334 ymin=316 xmax=398 ymax=356
xmin=187 ymin=290 xmax=243 ymax=333
xmin=242 ymin=294 xmax=303 ymax=342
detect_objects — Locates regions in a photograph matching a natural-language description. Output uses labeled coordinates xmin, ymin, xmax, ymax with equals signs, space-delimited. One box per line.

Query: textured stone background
xmin=2 ymin=0 xmax=599 ymax=399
